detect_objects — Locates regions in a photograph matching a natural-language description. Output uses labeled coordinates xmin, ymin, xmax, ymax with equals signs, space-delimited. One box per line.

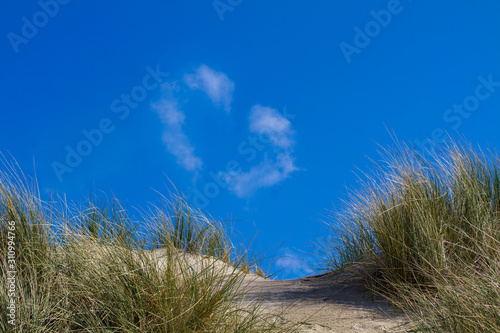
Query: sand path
xmin=147 ymin=248 xmax=413 ymax=332
xmin=240 ymin=269 xmax=413 ymax=332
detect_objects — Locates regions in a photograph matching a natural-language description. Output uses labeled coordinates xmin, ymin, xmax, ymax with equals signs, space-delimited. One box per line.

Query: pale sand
xmin=147 ymin=248 xmax=414 ymax=332
xmin=240 ymin=271 xmax=413 ymax=332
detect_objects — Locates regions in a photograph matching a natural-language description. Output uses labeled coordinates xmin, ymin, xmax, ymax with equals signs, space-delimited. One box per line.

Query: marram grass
xmin=0 ymin=158 xmax=294 ymax=333
xmin=320 ymin=139 xmax=500 ymax=332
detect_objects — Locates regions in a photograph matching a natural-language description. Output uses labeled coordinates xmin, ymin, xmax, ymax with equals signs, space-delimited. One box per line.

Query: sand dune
xmin=147 ymin=248 xmax=413 ymax=332
xmin=240 ymin=270 xmax=412 ymax=332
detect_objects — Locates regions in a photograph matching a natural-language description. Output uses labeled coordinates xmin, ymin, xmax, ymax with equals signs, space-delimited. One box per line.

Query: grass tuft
xmin=319 ymin=138 xmax=500 ymax=332
xmin=0 ymin=157 xmax=294 ymax=332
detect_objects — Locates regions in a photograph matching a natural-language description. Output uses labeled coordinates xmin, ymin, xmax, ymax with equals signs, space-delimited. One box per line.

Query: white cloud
xmin=275 ymin=248 xmax=314 ymax=279
xmin=152 ymin=85 xmax=203 ymax=172
xmin=226 ymin=105 xmax=298 ymax=198
xmin=228 ymin=154 xmax=296 ymax=198
xmin=249 ymin=105 xmax=294 ymax=149
xmin=151 ymin=74 xmax=298 ymax=198
xmin=183 ymin=64 xmax=235 ymax=112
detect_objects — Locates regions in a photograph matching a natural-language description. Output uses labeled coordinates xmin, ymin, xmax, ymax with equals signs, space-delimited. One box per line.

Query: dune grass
xmin=0 ymin=159 xmax=293 ymax=332
xmin=320 ymin=139 xmax=500 ymax=332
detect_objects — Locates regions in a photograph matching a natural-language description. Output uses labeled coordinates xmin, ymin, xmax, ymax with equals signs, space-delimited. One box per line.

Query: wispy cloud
xmin=183 ymin=64 xmax=235 ymax=112
xmin=275 ymin=248 xmax=314 ymax=279
xmin=227 ymin=105 xmax=298 ymax=198
xmin=249 ymin=105 xmax=294 ymax=149
xmin=228 ymin=155 xmax=293 ymax=198
xmin=152 ymin=83 xmax=203 ymax=172
xmin=152 ymin=77 xmax=298 ymax=197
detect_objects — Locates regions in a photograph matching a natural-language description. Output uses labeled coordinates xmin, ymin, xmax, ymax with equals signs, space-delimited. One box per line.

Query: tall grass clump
xmin=320 ymin=139 xmax=500 ymax=332
xmin=0 ymin=157 xmax=292 ymax=333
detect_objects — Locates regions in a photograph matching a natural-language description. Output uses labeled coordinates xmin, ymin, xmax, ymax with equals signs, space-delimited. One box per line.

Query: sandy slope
xmin=147 ymin=248 xmax=413 ymax=332
xmin=240 ymin=270 xmax=412 ymax=332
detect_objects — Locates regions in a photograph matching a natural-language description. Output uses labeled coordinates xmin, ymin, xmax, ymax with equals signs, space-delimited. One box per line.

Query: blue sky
xmin=2 ymin=1 xmax=500 ymax=279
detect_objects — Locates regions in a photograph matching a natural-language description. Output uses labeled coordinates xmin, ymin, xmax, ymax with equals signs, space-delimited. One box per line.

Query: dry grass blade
xmin=318 ymin=138 xmax=500 ymax=332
